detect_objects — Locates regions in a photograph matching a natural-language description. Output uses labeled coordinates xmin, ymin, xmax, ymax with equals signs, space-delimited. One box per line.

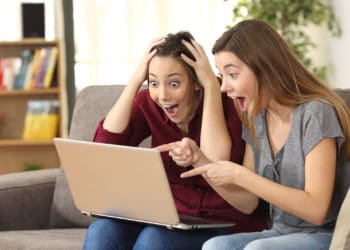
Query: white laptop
xmin=53 ymin=137 xmax=235 ymax=230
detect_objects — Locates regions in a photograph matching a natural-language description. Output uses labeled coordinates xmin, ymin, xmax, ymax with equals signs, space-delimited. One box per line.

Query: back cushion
xmin=330 ymin=187 xmax=350 ymax=250
xmin=335 ymin=89 xmax=350 ymax=109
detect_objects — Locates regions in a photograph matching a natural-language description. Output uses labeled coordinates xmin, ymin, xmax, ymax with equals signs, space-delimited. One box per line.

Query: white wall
xmin=0 ymin=0 xmax=55 ymax=41
xmin=328 ymin=0 xmax=350 ymax=89
xmin=72 ymin=0 xmax=233 ymax=91
xmin=0 ymin=0 xmax=348 ymax=89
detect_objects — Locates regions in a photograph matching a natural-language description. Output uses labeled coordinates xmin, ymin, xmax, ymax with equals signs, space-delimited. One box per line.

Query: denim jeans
xmin=202 ymin=228 xmax=333 ymax=250
xmin=83 ymin=218 xmax=232 ymax=250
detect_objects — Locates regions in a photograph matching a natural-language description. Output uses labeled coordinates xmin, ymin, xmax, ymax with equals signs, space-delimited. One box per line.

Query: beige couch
xmin=0 ymin=85 xmax=349 ymax=250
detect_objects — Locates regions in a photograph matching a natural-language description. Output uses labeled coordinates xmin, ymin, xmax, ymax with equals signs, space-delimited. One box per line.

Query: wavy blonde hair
xmin=212 ymin=19 xmax=350 ymax=160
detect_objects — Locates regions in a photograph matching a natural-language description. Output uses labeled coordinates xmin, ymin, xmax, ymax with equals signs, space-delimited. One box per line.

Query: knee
xmin=244 ymin=239 xmax=270 ymax=250
xmin=84 ymin=218 xmax=136 ymax=250
xmin=86 ymin=218 xmax=120 ymax=238
xmin=134 ymin=226 xmax=169 ymax=250
xmin=202 ymin=237 xmax=221 ymax=250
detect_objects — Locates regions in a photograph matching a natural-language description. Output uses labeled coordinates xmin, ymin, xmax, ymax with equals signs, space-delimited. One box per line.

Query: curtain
xmin=73 ymin=0 xmax=234 ymax=92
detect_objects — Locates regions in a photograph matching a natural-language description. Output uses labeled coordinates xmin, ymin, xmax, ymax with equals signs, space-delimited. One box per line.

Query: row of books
xmin=22 ymin=100 xmax=60 ymax=140
xmin=0 ymin=46 xmax=58 ymax=91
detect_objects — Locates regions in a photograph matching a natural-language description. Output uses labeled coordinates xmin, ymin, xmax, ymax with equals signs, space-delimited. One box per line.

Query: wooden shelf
xmin=0 ymin=139 xmax=54 ymax=147
xmin=0 ymin=39 xmax=58 ymax=47
xmin=0 ymin=88 xmax=59 ymax=96
xmin=0 ymin=40 xmax=64 ymax=174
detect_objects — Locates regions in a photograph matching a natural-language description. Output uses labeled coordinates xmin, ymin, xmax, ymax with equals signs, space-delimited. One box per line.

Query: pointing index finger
xmin=180 ymin=165 xmax=209 ymax=178
xmin=154 ymin=142 xmax=180 ymax=152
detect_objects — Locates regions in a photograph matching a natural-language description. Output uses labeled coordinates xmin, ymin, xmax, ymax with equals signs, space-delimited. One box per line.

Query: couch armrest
xmin=0 ymin=168 xmax=59 ymax=231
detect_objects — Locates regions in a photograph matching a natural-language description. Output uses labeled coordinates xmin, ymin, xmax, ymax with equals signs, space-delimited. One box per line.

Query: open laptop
xmin=53 ymin=137 xmax=235 ymax=230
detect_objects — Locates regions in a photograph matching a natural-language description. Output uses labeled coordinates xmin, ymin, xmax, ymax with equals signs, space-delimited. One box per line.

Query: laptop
xmin=53 ymin=137 xmax=235 ymax=230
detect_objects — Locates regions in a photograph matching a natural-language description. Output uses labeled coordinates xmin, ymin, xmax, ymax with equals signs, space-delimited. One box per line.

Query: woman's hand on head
xmin=180 ymin=39 xmax=219 ymax=89
xmin=155 ymin=137 xmax=210 ymax=167
xmin=129 ymin=37 xmax=165 ymax=87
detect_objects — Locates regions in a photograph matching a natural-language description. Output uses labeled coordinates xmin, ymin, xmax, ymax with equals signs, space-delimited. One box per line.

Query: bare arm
xmin=181 ymin=138 xmax=337 ymax=224
xmin=103 ymin=38 xmax=164 ymax=132
xmin=156 ymin=139 xmax=259 ymax=214
xmin=235 ymin=138 xmax=336 ymax=225
xmin=181 ymin=40 xmax=231 ymax=161
xmin=201 ymin=143 xmax=259 ymax=213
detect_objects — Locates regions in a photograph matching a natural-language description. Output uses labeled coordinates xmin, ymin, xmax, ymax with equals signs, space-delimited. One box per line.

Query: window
xmin=73 ymin=0 xmax=233 ymax=92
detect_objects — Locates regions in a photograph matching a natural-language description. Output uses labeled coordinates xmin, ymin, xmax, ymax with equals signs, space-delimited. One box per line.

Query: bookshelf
xmin=0 ymin=39 xmax=65 ymax=174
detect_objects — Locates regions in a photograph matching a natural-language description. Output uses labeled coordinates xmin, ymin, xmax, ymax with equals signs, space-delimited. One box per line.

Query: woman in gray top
xmin=158 ymin=19 xmax=350 ymax=250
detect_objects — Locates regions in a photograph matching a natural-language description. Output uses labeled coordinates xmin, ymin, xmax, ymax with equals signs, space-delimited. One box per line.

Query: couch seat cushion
xmin=0 ymin=228 xmax=86 ymax=250
xmin=330 ymin=187 xmax=350 ymax=250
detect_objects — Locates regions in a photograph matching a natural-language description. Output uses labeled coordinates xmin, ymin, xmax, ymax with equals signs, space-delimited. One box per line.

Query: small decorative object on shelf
xmin=23 ymin=163 xmax=43 ymax=171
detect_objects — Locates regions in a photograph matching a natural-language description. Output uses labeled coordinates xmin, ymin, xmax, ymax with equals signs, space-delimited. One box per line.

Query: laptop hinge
xmin=81 ymin=211 xmax=92 ymax=217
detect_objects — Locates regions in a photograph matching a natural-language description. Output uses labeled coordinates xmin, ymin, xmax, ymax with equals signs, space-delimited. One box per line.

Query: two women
xmin=83 ymin=31 xmax=267 ymax=250
xmin=161 ymin=20 xmax=350 ymax=250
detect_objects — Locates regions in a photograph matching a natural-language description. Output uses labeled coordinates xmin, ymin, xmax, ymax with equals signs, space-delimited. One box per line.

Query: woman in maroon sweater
xmin=83 ymin=31 xmax=267 ymax=250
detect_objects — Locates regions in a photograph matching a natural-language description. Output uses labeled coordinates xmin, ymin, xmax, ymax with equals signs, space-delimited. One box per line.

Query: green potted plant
xmin=225 ymin=0 xmax=341 ymax=81
xmin=23 ymin=163 xmax=43 ymax=171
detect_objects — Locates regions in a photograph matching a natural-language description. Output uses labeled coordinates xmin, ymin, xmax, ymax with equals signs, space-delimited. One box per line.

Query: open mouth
xmin=163 ymin=104 xmax=179 ymax=117
xmin=236 ymin=97 xmax=248 ymax=112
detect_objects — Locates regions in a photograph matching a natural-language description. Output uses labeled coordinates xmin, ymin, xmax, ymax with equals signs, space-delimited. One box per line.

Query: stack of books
xmin=22 ymin=100 xmax=60 ymax=140
xmin=0 ymin=47 xmax=58 ymax=90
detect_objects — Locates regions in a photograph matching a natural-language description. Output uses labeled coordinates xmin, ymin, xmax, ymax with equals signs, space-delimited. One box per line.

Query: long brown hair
xmin=212 ymin=19 xmax=350 ymax=159
xmin=150 ymin=31 xmax=203 ymax=101
xmin=149 ymin=31 xmax=203 ymax=121
xmin=151 ymin=31 xmax=198 ymax=84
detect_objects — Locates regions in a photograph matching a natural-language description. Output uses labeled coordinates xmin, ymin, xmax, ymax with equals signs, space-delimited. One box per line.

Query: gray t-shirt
xmin=242 ymin=100 xmax=349 ymax=234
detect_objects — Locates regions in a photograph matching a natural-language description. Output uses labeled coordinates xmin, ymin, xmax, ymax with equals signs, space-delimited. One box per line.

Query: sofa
xmin=0 ymin=85 xmax=349 ymax=250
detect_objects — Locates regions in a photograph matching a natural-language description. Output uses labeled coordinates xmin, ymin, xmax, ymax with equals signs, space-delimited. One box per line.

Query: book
xmin=43 ymin=47 xmax=58 ymax=88
xmin=22 ymin=100 xmax=60 ymax=140
xmin=26 ymin=49 xmax=41 ymax=89
xmin=32 ymin=47 xmax=49 ymax=88
xmin=0 ymin=57 xmax=21 ymax=90
xmin=13 ymin=48 xmax=32 ymax=89
xmin=0 ymin=59 xmax=5 ymax=89
xmin=23 ymin=60 xmax=34 ymax=90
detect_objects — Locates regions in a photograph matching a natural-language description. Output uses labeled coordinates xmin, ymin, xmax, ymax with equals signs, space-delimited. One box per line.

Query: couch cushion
xmin=330 ymin=89 xmax=350 ymax=249
xmin=0 ymin=228 xmax=86 ymax=250
xmin=335 ymin=88 xmax=350 ymax=109
xmin=330 ymin=187 xmax=350 ymax=250
xmin=330 ymin=189 xmax=350 ymax=250
xmin=0 ymin=169 xmax=58 ymax=230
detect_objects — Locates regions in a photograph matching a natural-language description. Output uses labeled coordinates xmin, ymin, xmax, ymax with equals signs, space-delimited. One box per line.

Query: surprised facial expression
xmin=148 ymin=56 xmax=197 ymax=124
xmin=215 ymin=51 xmax=258 ymax=113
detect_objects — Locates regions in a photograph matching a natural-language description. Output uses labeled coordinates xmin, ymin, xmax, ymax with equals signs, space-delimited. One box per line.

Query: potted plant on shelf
xmin=24 ymin=163 xmax=43 ymax=171
xmin=225 ymin=0 xmax=341 ymax=81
